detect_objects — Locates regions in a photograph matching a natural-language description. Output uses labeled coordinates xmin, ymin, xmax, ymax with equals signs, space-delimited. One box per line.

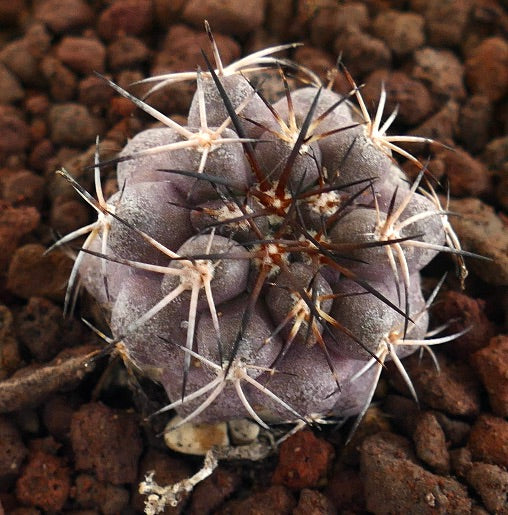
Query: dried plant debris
xmin=0 ymin=345 xmax=98 ymax=413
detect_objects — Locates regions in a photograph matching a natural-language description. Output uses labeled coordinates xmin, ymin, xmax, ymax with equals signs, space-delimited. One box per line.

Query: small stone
xmin=182 ymin=0 xmax=265 ymax=36
xmin=0 ymin=38 xmax=40 ymax=86
xmin=458 ymin=95 xmax=492 ymax=153
xmin=0 ymin=305 xmax=23 ymax=380
xmin=23 ymin=23 xmax=51 ymax=59
xmin=107 ymin=35 xmax=149 ymax=71
xmin=220 ymin=485 xmax=296 ymax=514
xmin=471 ymin=335 xmax=508 ymax=417
xmin=164 ymin=416 xmax=229 ymax=455
xmin=16 ymin=450 xmax=70 ymax=511
xmin=465 ymin=37 xmax=508 ymax=102
xmin=450 ymin=447 xmax=473 ymax=478
xmin=361 ymin=432 xmax=471 ymax=514
xmin=0 ymin=63 xmax=24 ymax=104
xmin=189 ymin=468 xmax=240 ymax=515
xmin=495 ymin=170 xmax=508 ymax=211
xmin=7 ymin=244 xmax=72 ymax=301
xmin=466 ymin=462 xmax=508 ymax=513
xmin=2 ymin=169 xmax=44 ymax=209
xmin=153 ymin=24 xmax=240 ymax=76
xmin=153 ymin=0 xmax=186 ymax=29
xmin=421 ymin=0 xmax=473 ymax=47
xmin=264 ymin=0 xmax=293 ymax=38
xmin=78 ymin=75 xmax=115 ymax=111
xmin=0 ymin=415 xmax=27 ymax=485
xmin=108 ymin=96 xmax=136 ymax=120
xmin=412 ymin=100 xmax=459 ymax=148
xmin=468 ymin=414 xmax=508 ymax=468
xmin=292 ymin=46 xmax=345 ymax=90
xmin=40 ymin=56 xmax=77 ymax=101
xmin=293 ymin=489 xmax=335 ymax=515
xmin=24 ymin=93 xmax=48 ymax=115
xmin=0 ymin=202 xmax=39 ymax=270
xmin=50 ymin=198 xmax=91 ymax=236
xmin=433 ymin=412 xmax=471 ymax=448
xmin=382 ymin=394 xmax=420 ymax=436
xmin=362 ymin=69 xmax=434 ymax=126
xmin=334 ymin=28 xmax=391 ymax=78
xmin=149 ymin=24 xmax=240 ymax=113
xmin=113 ymin=69 xmax=144 ymax=92
xmin=29 ymin=118 xmax=46 ymax=142
xmin=447 ymin=197 xmax=508 ymax=285
xmin=42 ymin=394 xmax=78 ymax=441
xmin=228 ymin=418 xmax=259 ymax=446
xmin=372 ymin=10 xmax=425 ymax=56
xmin=471 ymin=506 xmax=490 ymax=515
xmin=8 ymin=507 xmax=44 ymax=515
xmin=72 ymin=474 xmax=130 ymax=515
xmin=34 ymin=0 xmax=93 ymax=33
xmin=56 ymin=37 xmax=106 ymax=75
xmin=28 ymin=138 xmax=54 ymax=172
xmin=436 ymin=146 xmax=492 ymax=197
xmin=413 ymin=48 xmax=466 ymax=100
xmin=272 ymin=430 xmax=334 ymax=489
xmin=15 ymin=297 xmax=82 ymax=362
xmin=483 ymin=136 xmax=508 ymax=170
xmin=310 ymin=2 xmax=369 ymax=48
xmin=388 ymin=352 xmax=481 ymax=417
xmin=0 ymin=106 xmax=30 ymax=162
xmin=413 ymin=412 xmax=450 ymax=474
xmin=70 ymin=402 xmax=142 ymax=484
xmin=325 ymin=467 xmax=365 ymax=512
xmin=433 ymin=290 xmax=496 ymax=356
xmin=0 ymin=0 xmax=26 ymax=25
xmin=48 ymin=103 xmax=101 ymax=146
xmin=97 ymin=0 xmax=154 ymax=41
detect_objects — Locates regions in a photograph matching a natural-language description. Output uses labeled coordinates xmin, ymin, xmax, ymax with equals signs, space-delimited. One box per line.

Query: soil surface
xmin=0 ymin=1 xmax=507 ymax=514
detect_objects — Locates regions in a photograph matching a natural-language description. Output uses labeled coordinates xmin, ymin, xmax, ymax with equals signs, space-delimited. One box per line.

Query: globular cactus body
xmin=53 ymin=31 xmax=472 ymax=431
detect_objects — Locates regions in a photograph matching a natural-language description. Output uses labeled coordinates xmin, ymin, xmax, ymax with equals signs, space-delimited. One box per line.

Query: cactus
xmin=52 ymin=25 xmax=479 ymax=437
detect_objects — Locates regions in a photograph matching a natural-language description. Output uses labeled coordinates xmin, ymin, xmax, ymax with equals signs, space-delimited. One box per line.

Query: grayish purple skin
xmin=254 ymin=132 xmax=321 ymax=190
xmin=197 ymin=294 xmax=282 ymax=378
xmin=187 ymin=74 xmax=276 ymax=138
xmin=117 ymin=127 xmax=195 ymax=188
xmin=77 ymin=235 xmax=127 ymax=313
xmin=183 ymin=127 xmax=252 ymax=203
xmin=108 ymin=181 xmax=194 ymax=265
xmin=160 ymin=234 xmax=250 ymax=312
xmin=111 ymin=271 xmax=185 ymax=380
xmin=320 ymin=125 xmax=393 ymax=191
xmin=71 ymin=69 xmax=456 ymax=428
xmin=374 ymin=163 xmax=411 ymax=212
xmin=249 ymin=342 xmax=345 ymax=422
xmin=331 ymin=356 xmax=380 ymax=420
xmin=328 ymin=277 xmax=403 ymax=359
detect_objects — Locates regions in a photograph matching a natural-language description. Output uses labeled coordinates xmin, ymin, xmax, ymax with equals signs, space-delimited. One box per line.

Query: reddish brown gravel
xmin=272 ymin=430 xmax=335 ymax=490
xmin=0 ymin=1 xmax=506 ymax=513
